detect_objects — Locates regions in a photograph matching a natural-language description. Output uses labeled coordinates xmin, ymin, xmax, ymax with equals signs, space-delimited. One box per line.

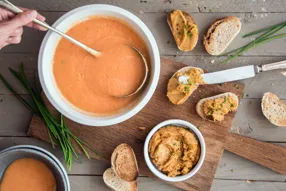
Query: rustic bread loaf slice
xmin=261 ymin=92 xmax=286 ymax=127
xmin=103 ymin=168 xmax=138 ymax=191
xmin=196 ymin=92 xmax=239 ymax=122
xmin=203 ymin=16 xmax=241 ymax=55
xmin=167 ymin=10 xmax=199 ymax=52
xmin=111 ymin=144 xmax=139 ymax=182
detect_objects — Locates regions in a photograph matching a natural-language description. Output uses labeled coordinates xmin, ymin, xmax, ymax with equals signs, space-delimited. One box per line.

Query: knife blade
xmin=201 ymin=65 xmax=257 ymax=84
xmin=177 ymin=60 xmax=286 ymax=85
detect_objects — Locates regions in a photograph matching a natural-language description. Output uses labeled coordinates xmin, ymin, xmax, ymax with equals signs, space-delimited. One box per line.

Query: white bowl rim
xmin=144 ymin=119 xmax=206 ymax=182
xmin=0 ymin=145 xmax=70 ymax=190
xmin=38 ymin=4 xmax=160 ymax=126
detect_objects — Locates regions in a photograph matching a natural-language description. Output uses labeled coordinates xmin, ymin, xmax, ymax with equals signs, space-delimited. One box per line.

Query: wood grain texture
xmin=10 ymin=0 xmax=286 ymax=13
xmin=2 ymin=12 xmax=286 ymax=57
xmin=28 ymin=58 xmax=244 ymax=191
xmin=225 ymin=133 xmax=286 ymax=175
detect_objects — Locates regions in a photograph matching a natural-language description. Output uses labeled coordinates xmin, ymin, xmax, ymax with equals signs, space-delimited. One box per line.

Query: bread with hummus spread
xmin=103 ymin=168 xmax=137 ymax=191
xmin=261 ymin=92 xmax=286 ymax=127
xmin=167 ymin=66 xmax=204 ymax=105
xmin=167 ymin=10 xmax=199 ymax=52
xmin=111 ymin=144 xmax=139 ymax=182
xmin=196 ymin=92 xmax=239 ymax=122
xmin=203 ymin=16 xmax=241 ymax=55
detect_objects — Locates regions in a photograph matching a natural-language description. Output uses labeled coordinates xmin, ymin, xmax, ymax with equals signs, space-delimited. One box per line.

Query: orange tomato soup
xmin=53 ymin=17 xmax=148 ymax=115
xmin=0 ymin=158 xmax=56 ymax=191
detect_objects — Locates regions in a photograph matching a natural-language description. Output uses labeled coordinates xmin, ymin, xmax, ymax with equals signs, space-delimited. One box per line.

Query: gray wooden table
xmin=1 ymin=0 xmax=286 ymax=190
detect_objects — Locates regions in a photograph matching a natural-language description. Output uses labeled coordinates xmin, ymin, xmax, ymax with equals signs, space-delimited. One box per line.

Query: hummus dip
xmin=148 ymin=125 xmax=200 ymax=177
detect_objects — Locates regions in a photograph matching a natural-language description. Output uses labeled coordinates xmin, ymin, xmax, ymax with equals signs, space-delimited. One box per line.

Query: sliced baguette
xmin=103 ymin=168 xmax=138 ymax=191
xmin=167 ymin=66 xmax=204 ymax=105
xmin=167 ymin=10 xmax=199 ymax=52
xmin=111 ymin=144 xmax=139 ymax=182
xmin=196 ymin=92 xmax=239 ymax=122
xmin=261 ymin=92 xmax=286 ymax=127
xmin=203 ymin=16 xmax=241 ymax=55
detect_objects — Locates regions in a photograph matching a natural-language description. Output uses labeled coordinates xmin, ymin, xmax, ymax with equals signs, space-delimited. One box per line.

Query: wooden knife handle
xmin=225 ymin=133 xmax=286 ymax=175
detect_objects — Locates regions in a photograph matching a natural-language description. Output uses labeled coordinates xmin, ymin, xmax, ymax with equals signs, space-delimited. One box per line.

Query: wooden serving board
xmin=27 ymin=57 xmax=249 ymax=190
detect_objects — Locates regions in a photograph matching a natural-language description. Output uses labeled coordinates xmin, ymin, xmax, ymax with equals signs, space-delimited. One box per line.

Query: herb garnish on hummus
xmin=148 ymin=126 xmax=200 ymax=177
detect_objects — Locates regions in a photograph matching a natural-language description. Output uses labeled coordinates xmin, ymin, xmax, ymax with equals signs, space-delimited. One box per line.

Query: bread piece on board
xmin=167 ymin=66 xmax=204 ymax=105
xmin=261 ymin=92 xmax=286 ymax=127
xmin=103 ymin=168 xmax=138 ymax=191
xmin=196 ymin=92 xmax=239 ymax=122
xmin=167 ymin=10 xmax=199 ymax=52
xmin=203 ymin=16 xmax=241 ymax=55
xmin=111 ymin=144 xmax=139 ymax=182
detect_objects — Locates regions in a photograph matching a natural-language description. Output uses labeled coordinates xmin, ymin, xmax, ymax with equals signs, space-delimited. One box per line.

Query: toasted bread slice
xmin=203 ymin=16 xmax=241 ymax=55
xmin=196 ymin=92 xmax=239 ymax=122
xmin=103 ymin=168 xmax=138 ymax=191
xmin=261 ymin=92 xmax=286 ymax=127
xmin=111 ymin=144 xmax=139 ymax=182
xmin=167 ymin=10 xmax=199 ymax=52
xmin=167 ymin=66 xmax=204 ymax=105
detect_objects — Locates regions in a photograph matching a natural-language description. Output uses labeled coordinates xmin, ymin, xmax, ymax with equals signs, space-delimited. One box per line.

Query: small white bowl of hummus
xmin=144 ymin=119 xmax=206 ymax=182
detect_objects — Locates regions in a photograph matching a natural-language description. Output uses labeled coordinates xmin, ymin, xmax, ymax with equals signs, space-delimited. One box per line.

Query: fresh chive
xmin=0 ymin=64 xmax=102 ymax=170
xmin=221 ymin=21 xmax=286 ymax=63
xmin=242 ymin=21 xmax=286 ymax=38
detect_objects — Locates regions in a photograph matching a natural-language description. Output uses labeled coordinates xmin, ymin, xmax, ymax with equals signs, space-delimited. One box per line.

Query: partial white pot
xmin=144 ymin=119 xmax=206 ymax=182
xmin=38 ymin=4 xmax=160 ymax=126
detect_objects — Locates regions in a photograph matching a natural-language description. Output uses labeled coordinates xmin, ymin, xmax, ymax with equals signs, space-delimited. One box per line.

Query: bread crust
xmin=196 ymin=92 xmax=239 ymax=122
xmin=103 ymin=168 xmax=138 ymax=191
xmin=111 ymin=144 xmax=139 ymax=182
xmin=261 ymin=92 xmax=286 ymax=127
xmin=167 ymin=10 xmax=199 ymax=52
xmin=203 ymin=16 xmax=241 ymax=55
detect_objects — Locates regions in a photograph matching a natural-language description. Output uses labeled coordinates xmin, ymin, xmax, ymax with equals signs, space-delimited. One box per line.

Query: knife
xmin=178 ymin=60 xmax=286 ymax=84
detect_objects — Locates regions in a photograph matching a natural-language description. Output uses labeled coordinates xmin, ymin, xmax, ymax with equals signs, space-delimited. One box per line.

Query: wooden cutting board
xmin=28 ymin=57 xmax=282 ymax=191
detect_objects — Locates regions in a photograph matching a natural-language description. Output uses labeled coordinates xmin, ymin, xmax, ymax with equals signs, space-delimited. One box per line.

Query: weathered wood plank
xmin=0 ymin=95 xmax=32 ymax=136
xmin=10 ymin=0 xmax=286 ymax=13
xmin=211 ymin=179 xmax=286 ymax=191
xmin=0 ymin=137 xmax=285 ymax=182
xmin=231 ymin=99 xmax=286 ymax=141
xmin=69 ymin=176 xmax=182 ymax=191
xmin=1 ymin=54 xmax=286 ymax=99
xmin=1 ymin=12 xmax=286 ymax=56
xmin=216 ymin=150 xmax=286 ymax=181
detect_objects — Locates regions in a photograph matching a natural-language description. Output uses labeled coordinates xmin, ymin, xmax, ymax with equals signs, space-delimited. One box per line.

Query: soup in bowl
xmin=39 ymin=4 xmax=160 ymax=126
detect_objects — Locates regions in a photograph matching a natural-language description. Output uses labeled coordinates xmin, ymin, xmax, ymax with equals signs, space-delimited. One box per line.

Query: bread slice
xmin=261 ymin=92 xmax=286 ymax=127
xmin=103 ymin=168 xmax=138 ymax=191
xmin=167 ymin=10 xmax=199 ymax=52
xmin=203 ymin=16 xmax=241 ymax=55
xmin=167 ymin=66 xmax=204 ymax=105
xmin=196 ymin=92 xmax=239 ymax=122
xmin=111 ymin=144 xmax=139 ymax=182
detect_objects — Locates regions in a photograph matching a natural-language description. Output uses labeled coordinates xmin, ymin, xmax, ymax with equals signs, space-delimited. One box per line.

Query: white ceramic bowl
xmin=38 ymin=4 xmax=160 ymax=126
xmin=144 ymin=119 xmax=206 ymax=182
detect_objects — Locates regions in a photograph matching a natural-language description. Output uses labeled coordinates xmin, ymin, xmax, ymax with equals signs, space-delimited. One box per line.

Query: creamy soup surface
xmin=0 ymin=158 xmax=56 ymax=191
xmin=53 ymin=16 xmax=148 ymax=115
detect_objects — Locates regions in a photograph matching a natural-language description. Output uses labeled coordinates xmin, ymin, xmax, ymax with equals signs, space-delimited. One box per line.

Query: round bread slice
xmin=111 ymin=144 xmax=139 ymax=182
xmin=196 ymin=92 xmax=239 ymax=122
xmin=103 ymin=168 xmax=138 ymax=191
xmin=203 ymin=16 xmax=241 ymax=55
xmin=167 ymin=10 xmax=199 ymax=52
xmin=167 ymin=66 xmax=204 ymax=105
xmin=261 ymin=92 xmax=286 ymax=127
